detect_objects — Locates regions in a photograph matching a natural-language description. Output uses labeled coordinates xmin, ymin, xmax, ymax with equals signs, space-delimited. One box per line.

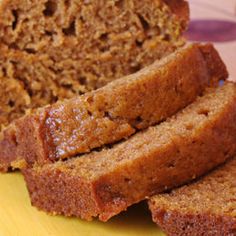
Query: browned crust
xmin=23 ymin=83 xmax=236 ymax=222
xmin=0 ymin=44 xmax=228 ymax=172
xmin=199 ymin=44 xmax=229 ymax=84
xmin=164 ymin=0 xmax=190 ymax=30
xmin=149 ymin=208 xmax=236 ymax=236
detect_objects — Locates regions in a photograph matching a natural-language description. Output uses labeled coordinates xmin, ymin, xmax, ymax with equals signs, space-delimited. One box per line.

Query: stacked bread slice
xmin=0 ymin=43 xmax=227 ymax=171
xmin=23 ymin=82 xmax=236 ymax=222
xmin=0 ymin=0 xmax=235 ymax=235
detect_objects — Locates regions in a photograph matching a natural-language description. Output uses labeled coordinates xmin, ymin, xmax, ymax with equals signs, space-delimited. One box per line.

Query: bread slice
xmin=0 ymin=43 xmax=228 ymax=172
xmin=149 ymin=158 xmax=236 ymax=236
xmin=0 ymin=0 xmax=189 ymax=129
xmin=23 ymin=82 xmax=236 ymax=222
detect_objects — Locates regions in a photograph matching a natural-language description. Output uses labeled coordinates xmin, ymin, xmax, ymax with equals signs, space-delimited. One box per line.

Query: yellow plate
xmin=0 ymin=172 xmax=164 ymax=236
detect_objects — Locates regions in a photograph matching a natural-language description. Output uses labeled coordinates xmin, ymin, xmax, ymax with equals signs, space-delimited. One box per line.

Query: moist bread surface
xmin=0 ymin=0 xmax=189 ymax=129
xmin=0 ymin=43 xmax=228 ymax=171
xmin=149 ymin=157 xmax=236 ymax=236
xmin=23 ymin=82 xmax=236 ymax=222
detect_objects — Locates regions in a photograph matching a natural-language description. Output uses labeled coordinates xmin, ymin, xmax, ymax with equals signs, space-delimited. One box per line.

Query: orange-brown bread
xmin=0 ymin=44 xmax=228 ymax=172
xmin=0 ymin=0 xmax=189 ymax=129
xmin=23 ymin=82 xmax=236 ymax=222
xmin=149 ymin=157 xmax=236 ymax=236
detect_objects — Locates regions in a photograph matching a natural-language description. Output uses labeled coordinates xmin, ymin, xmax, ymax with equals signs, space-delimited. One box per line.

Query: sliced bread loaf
xmin=23 ymin=82 xmax=236 ymax=222
xmin=0 ymin=0 xmax=189 ymax=129
xmin=149 ymin=158 xmax=236 ymax=236
xmin=0 ymin=43 xmax=228 ymax=172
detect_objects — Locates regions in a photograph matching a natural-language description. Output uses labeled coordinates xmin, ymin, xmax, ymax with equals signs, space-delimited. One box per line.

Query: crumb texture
xmin=0 ymin=0 xmax=189 ymax=129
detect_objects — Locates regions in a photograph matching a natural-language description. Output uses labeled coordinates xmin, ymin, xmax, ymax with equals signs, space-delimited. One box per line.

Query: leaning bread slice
xmin=0 ymin=0 xmax=189 ymax=129
xmin=23 ymin=82 xmax=236 ymax=222
xmin=0 ymin=43 xmax=227 ymax=172
xmin=148 ymin=157 xmax=236 ymax=236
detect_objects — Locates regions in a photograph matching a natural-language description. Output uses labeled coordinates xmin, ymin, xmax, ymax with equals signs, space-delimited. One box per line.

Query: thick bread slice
xmin=149 ymin=158 xmax=236 ymax=236
xmin=23 ymin=82 xmax=236 ymax=222
xmin=0 ymin=43 xmax=228 ymax=172
xmin=0 ymin=0 xmax=189 ymax=129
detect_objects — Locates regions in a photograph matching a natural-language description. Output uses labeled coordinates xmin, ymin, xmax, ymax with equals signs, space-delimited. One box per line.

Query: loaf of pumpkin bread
xmin=23 ymin=82 xmax=236 ymax=222
xmin=0 ymin=0 xmax=189 ymax=129
xmin=0 ymin=43 xmax=228 ymax=172
xmin=149 ymin=157 xmax=236 ymax=236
